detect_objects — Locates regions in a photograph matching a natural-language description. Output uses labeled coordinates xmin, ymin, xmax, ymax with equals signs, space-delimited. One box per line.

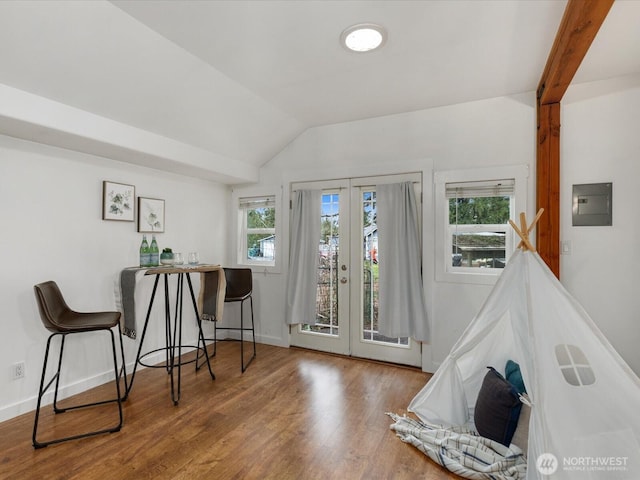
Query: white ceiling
xmin=0 ymin=0 xmax=639 ymax=183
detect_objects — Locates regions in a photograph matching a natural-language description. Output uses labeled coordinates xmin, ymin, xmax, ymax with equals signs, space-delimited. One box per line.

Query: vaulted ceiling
xmin=0 ymin=1 xmax=639 ymax=183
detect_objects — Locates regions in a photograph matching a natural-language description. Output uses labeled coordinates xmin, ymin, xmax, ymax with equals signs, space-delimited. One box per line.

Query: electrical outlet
xmin=12 ymin=362 xmax=25 ymax=380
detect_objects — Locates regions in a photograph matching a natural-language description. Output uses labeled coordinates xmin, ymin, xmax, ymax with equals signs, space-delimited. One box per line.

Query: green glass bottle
xmin=150 ymin=235 xmax=159 ymax=266
xmin=140 ymin=235 xmax=150 ymax=267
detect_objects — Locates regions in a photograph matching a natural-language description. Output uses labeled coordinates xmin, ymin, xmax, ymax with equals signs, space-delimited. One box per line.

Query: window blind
xmin=446 ymin=179 xmax=515 ymax=199
xmin=239 ymin=196 xmax=275 ymax=209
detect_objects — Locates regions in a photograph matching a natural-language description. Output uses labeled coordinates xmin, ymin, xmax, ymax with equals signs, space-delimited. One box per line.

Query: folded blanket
xmin=198 ymin=269 xmax=226 ymax=322
xmin=387 ymin=413 xmax=527 ymax=480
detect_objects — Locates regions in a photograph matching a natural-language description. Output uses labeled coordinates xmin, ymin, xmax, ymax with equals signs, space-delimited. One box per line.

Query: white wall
xmin=7 ymin=80 xmax=637 ymax=424
xmin=561 ymin=81 xmax=640 ymax=374
xmin=237 ymin=93 xmax=537 ymax=372
xmin=0 ymin=135 xmax=229 ymax=421
xmin=255 ymin=85 xmax=640 ymax=377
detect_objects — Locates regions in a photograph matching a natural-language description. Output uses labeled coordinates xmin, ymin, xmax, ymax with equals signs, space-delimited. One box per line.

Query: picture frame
xmin=102 ymin=181 xmax=135 ymax=221
xmin=138 ymin=197 xmax=165 ymax=233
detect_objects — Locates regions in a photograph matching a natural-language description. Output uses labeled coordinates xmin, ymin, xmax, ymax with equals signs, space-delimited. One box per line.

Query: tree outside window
xmin=239 ymin=196 xmax=276 ymax=265
xmin=447 ymin=180 xmax=514 ymax=270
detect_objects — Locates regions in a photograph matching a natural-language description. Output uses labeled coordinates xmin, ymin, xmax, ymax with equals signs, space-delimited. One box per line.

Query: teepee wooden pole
xmin=527 ymin=208 xmax=545 ymax=236
xmin=509 ymin=209 xmax=544 ymax=252
xmin=519 ymin=212 xmax=528 ymax=240
xmin=508 ymin=219 xmax=522 ymax=244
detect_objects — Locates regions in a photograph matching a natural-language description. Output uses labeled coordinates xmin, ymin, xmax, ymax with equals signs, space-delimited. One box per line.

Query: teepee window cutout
xmin=555 ymin=344 xmax=596 ymax=386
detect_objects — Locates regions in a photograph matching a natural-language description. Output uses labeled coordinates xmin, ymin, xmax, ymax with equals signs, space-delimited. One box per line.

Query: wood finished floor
xmin=0 ymin=343 xmax=460 ymax=480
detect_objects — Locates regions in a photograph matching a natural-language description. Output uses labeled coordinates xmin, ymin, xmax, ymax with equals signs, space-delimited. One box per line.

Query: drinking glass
xmin=173 ymin=253 xmax=183 ymax=265
xmin=188 ymin=252 xmax=199 ymax=265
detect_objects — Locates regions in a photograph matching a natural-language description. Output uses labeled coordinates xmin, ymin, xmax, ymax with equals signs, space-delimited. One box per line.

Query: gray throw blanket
xmin=198 ymin=269 xmax=225 ymax=322
xmin=118 ymin=267 xmax=146 ymax=339
xmin=116 ymin=266 xmax=225 ymax=339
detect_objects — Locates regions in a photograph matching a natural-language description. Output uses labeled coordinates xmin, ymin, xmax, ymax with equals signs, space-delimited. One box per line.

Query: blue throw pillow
xmin=474 ymin=367 xmax=522 ymax=447
xmin=505 ymin=360 xmax=527 ymax=394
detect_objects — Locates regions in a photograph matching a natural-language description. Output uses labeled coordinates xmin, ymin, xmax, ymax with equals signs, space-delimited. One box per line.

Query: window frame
xmin=232 ymin=188 xmax=282 ymax=273
xmin=447 ymin=181 xmax=515 ymax=274
xmin=434 ymin=165 xmax=528 ymax=285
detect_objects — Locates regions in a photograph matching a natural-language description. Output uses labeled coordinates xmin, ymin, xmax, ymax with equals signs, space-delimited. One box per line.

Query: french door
xmin=289 ymin=174 xmax=422 ymax=367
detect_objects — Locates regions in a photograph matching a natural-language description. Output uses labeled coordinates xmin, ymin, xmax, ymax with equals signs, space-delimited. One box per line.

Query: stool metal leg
xmin=241 ymin=296 xmax=257 ymax=373
xmin=32 ymin=329 xmax=124 ymax=448
xmin=240 ymin=298 xmax=244 ymax=371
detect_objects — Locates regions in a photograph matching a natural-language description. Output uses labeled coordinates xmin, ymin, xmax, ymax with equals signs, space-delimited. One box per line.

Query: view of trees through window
xmin=246 ymin=206 xmax=275 ymax=261
xmin=449 ymin=196 xmax=510 ymax=225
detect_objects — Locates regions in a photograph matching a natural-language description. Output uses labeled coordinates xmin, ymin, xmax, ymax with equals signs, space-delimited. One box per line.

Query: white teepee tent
xmin=408 ymin=213 xmax=640 ymax=479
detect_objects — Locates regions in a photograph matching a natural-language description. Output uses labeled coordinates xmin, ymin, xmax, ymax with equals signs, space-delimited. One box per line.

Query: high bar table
xmin=124 ymin=264 xmax=224 ymax=405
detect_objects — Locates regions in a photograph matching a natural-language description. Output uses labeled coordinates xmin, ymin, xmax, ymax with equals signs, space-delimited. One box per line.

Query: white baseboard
xmin=255 ymin=333 xmax=288 ymax=348
xmin=0 ymin=337 xmax=294 ymax=423
xmin=211 ymin=330 xmax=287 ymax=348
xmin=0 ymin=351 xmax=166 ymax=423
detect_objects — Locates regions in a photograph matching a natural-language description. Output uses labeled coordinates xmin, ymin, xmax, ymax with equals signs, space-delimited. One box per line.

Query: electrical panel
xmin=572 ymin=183 xmax=612 ymax=226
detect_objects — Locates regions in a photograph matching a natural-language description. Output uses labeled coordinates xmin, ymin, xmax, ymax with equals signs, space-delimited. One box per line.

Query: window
xmin=435 ymin=165 xmax=528 ymax=284
xmin=447 ymin=179 xmax=514 ymax=271
xmin=238 ymin=195 xmax=276 ymax=267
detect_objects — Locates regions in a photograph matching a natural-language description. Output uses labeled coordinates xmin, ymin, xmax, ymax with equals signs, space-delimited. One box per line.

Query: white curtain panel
xmin=286 ymin=189 xmax=321 ymax=325
xmin=376 ymin=182 xmax=430 ymax=341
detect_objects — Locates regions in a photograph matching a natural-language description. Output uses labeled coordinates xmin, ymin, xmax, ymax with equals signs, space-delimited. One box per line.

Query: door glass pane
xmin=361 ymin=189 xmax=408 ymax=346
xmin=301 ymin=192 xmax=340 ymax=336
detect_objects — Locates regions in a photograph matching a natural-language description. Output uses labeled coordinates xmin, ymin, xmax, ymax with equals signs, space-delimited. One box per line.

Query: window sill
xmin=235 ymin=263 xmax=281 ymax=275
xmin=436 ymin=268 xmax=502 ymax=286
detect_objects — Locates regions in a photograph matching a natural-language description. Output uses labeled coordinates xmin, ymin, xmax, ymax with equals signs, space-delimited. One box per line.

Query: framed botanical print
xmin=138 ymin=197 xmax=165 ymax=233
xmin=102 ymin=181 xmax=135 ymax=221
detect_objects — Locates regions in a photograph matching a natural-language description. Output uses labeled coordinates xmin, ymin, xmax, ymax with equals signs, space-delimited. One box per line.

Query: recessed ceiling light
xmin=340 ymin=23 xmax=387 ymax=53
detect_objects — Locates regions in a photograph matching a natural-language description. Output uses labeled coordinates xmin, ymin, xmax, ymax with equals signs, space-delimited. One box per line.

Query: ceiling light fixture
xmin=340 ymin=23 xmax=387 ymax=53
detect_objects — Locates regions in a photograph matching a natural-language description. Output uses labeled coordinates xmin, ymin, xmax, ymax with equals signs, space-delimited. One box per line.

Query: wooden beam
xmin=536 ymin=0 xmax=613 ymax=278
xmin=538 ymin=0 xmax=614 ymax=105
xmin=537 ymin=103 xmax=561 ymax=276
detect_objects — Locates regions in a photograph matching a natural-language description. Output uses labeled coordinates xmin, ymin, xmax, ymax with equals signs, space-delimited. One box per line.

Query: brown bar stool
xmin=32 ymin=281 xmax=127 ymax=448
xmin=212 ymin=268 xmax=256 ymax=372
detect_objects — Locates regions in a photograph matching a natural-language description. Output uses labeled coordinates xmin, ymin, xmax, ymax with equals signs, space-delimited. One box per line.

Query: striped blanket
xmin=387 ymin=413 xmax=527 ymax=480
